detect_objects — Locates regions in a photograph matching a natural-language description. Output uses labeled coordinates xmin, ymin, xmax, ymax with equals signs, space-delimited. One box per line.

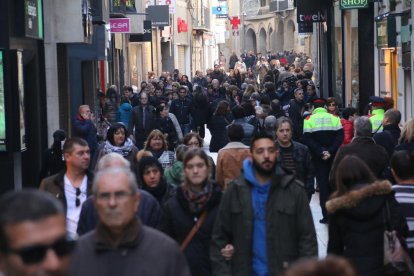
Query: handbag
xmin=383 ymin=199 xmax=414 ymax=275
xmin=180 ymin=211 xmax=208 ymax=252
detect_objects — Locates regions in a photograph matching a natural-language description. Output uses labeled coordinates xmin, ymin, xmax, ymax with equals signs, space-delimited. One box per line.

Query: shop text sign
xmin=340 ymin=0 xmax=368 ymax=9
xmin=110 ymin=18 xmax=130 ymax=33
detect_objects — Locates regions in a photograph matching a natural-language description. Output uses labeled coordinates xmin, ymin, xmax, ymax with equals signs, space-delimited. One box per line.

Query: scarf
xmin=103 ymin=138 xmax=134 ymax=157
xmin=142 ymin=178 xmax=167 ymax=204
xmin=181 ymin=180 xmax=213 ymax=213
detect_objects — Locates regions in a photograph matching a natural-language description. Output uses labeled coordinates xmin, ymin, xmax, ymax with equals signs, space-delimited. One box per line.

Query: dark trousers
xmin=314 ymin=158 xmax=333 ymax=220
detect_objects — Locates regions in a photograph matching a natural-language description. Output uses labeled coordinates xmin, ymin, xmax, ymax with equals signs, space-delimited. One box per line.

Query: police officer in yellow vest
xmin=303 ymin=98 xmax=344 ymax=224
xmin=368 ymin=96 xmax=386 ymax=133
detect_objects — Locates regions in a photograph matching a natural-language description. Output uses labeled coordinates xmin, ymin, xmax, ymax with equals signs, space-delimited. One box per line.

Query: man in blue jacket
xmin=72 ymin=105 xmax=97 ymax=158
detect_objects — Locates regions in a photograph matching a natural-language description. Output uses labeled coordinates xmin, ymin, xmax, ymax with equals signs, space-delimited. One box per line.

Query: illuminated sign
xmin=0 ymin=51 xmax=5 ymax=151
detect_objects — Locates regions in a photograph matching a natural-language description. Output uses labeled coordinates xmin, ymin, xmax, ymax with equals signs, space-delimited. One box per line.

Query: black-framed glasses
xmin=75 ymin=188 xmax=81 ymax=207
xmin=7 ymin=235 xmax=76 ymax=265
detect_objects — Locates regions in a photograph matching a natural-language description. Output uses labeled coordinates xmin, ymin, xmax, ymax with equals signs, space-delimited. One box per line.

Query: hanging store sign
xmin=24 ymin=0 xmax=44 ymax=39
xmin=110 ymin=18 xmax=131 ymax=33
xmin=298 ymin=22 xmax=313 ymax=34
xmin=212 ymin=6 xmax=228 ymax=18
xmin=0 ymin=51 xmax=5 ymax=151
xmin=146 ymin=5 xmax=170 ymax=27
xmin=296 ymin=0 xmax=327 ymax=23
xmin=376 ymin=17 xmax=396 ymax=48
xmin=340 ymin=0 xmax=368 ymax=10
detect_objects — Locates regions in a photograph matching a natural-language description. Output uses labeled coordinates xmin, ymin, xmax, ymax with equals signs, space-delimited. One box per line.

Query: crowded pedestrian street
xmin=2 ymin=0 xmax=414 ymax=275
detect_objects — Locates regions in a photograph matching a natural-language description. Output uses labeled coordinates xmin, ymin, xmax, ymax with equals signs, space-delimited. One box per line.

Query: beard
xmin=252 ymin=158 xmax=276 ymax=177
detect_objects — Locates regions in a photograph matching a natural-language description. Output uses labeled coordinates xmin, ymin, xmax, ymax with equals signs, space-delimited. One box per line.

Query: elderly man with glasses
xmin=69 ymin=167 xmax=191 ymax=276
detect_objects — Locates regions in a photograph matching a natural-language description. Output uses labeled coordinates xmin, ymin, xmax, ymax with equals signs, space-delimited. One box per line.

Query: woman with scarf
xmin=160 ymin=148 xmax=222 ymax=276
xmin=154 ymin=103 xmax=178 ymax=151
xmin=142 ymin=129 xmax=175 ymax=169
xmin=91 ymin=123 xmax=138 ymax=171
xmin=137 ymin=156 xmax=175 ymax=207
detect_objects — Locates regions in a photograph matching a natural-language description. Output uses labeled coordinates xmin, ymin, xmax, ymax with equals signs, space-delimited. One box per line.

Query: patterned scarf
xmin=181 ymin=180 xmax=213 ymax=213
xmin=103 ymin=138 xmax=134 ymax=157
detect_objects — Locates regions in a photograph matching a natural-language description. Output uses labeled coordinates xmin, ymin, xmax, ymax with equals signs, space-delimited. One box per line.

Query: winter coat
xmin=170 ymin=98 xmax=192 ymax=125
xmin=229 ymin=54 xmax=239 ymax=70
xmin=276 ymin=87 xmax=294 ymax=107
xmin=72 ymin=116 xmax=98 ymax=156
xmin=395 ymin=141 xmax=414 ymax=152
xmin=373 ymin=124 xmax=401 ymax=157
xmin=211 ymin=168 xmax=317 ymax=276
xmin=191 ymin=94 xmax=210 ymax=127
xmin=103 ymin=101 xmax=119 ymax=125
xmin=117 ymin=102 xmax=133 ymax=126
xmin=160 ymin=182 xmax=222 ymax=276
xmin=91 ymin=141 xmax=139 ymax=171
xmin=127 ymin=105 xmax=156 ymax=149
xmin=208 ymin=114 xmax=231 ymax=152
xmin=288 ymin=99 xmax=304 ymax=141
xmin=326 ymin=181 xmax=408 ymax=276
xmin=38 ymin=146 xmax=65 ymax=184
xmin=141 ymin=180 xmax=176 ymax=208
xmin=154 ymin=116 xmax=178 ymax=150
xmin=340 ymin=118 xmax=354 ymax=145
xmin=233 ymin=118 xmax=255 ymax=146
xmin=164 ymin=161 xmax=184 ymax=187
xmin=76 ymin=190 xmax=162 ymax=235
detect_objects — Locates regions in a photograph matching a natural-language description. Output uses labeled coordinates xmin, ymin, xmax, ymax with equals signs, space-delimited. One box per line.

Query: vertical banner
xmin=0 ymin=51 xmax=6 ymax=151
xmin=17 ymin=52 xmax=26 ymax=151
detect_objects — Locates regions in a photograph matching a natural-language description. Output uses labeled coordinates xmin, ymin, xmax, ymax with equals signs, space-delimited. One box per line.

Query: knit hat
xmin=53 ymin=129 xmax=66 ymax=143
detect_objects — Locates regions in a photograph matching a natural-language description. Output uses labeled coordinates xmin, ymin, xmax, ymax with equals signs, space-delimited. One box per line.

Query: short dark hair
xmin=0 ymin=190 xmax=64 ymax=252
xmin=391 ymin=150 xmax=414 ymax=180
xmin=250 ymin=133 xmax=276 ymax=152
xmin=384 ymin=108 xmax=401 ymax=125
xmin=63 ymin=137 xmax=89 ymax=154
xmin=183 ymin=133 xmax=203 ymax=148
xmin=123 ymin=85 xmax=133 ymax=92
xmin=106 ymin=123 xmax=129 ymax=146
xmin=227 ymin=124 xmax=244 ymax=142
xmin=232 ymin=105 xmax=245 ymax=119
xmin=275 ymin=117 xmax=293 ymax=132
xmin=342 ymin=107 xmax=358 ymax=120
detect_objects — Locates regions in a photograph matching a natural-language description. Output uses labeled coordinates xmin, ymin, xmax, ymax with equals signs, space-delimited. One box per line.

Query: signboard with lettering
xmin=296 ymin=0 xmax=327 ymax=23
xmin=25 ymin=0 xmax=44 ymax=39
xmin=110 ymin=18 xmax=131 ymax=33
xmin=146 ymin=5 xmax=170 ymax=27
xmin=340 ymin=0 xmax=368 ymax=10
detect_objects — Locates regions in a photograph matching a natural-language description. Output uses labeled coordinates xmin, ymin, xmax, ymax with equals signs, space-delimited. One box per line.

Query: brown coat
xmin=216 ymin=142 xmax=250 ymax=189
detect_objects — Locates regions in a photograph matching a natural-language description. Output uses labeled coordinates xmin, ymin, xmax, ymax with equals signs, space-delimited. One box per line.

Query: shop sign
xmin=25 ymin=0 xmax=44 ymax=39
xmin=0 ymin=51 xmax=5 ymax=151
xmin=298 ymin=22 xmax=313 ymax=34
xmin=340 ymin=0 xmax=368 ymax=10
xmin=296 ymin=0 xmax=327 ymax=23
xmin=110 ymin=18 xmax=131 ymax=33
xmin=376 ymin=17 xmax=396 ymax=48
xmin=146 ymin=5 xmax=170 ymax=27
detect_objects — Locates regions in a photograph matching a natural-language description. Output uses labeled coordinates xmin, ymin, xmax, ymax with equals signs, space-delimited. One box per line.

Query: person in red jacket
xmin=341 ymin=107 xmax=358 ymax=145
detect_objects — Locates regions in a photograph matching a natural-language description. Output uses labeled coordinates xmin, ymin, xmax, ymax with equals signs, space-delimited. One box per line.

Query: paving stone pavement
xmin=202 ymin=127 xmax=328 ymax=258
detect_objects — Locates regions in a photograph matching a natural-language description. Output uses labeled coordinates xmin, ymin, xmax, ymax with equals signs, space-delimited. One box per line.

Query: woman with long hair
xmin=207 ymin=100 xmax=232 ymax=152
xmin=91 ymin=123 xmax=138 ymax=171
xmin=160 ymin=148 xmax=222 ymax=276
xmin=142 ymin=129 xmax=175 ymax=169
xmin=191 ymin=85 xmax=209 ymax=138
xmin=326 ymin=155 xmax=408 ymax=276
xmin=153 ymin=103 xmax=178 ymax=151
xmin=395 ymin=118 xmax=414 ymax=152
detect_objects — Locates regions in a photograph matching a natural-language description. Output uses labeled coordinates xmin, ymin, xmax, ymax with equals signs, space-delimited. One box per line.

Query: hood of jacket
xmin=120 ymin=102 xmax=132 ymax=111
xmin=326 ymin=180 xmax=392 ymax=219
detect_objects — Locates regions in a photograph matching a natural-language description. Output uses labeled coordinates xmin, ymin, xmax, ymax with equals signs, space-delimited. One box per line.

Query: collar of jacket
xmin=312 ymin=107 xmax=327 ymax=115
xmin=325 ymin=180 xmax=392 ymax=214
xmin=95 ymin=218 xmax=141 ymax=252
xmin=220 ymin=141 xmax=249 ymax=150
xmin=350 ymin=136 xmax=375 ymax=144
xmin=239 ymin=165 xmax=296 ymax=190
xmin=53 ymin=170 xmax=94 ymax=196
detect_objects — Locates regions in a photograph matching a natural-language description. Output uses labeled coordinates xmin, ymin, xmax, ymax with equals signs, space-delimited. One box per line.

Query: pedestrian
xmin=182 ymin=132 xmax=216 ymax=178
xmin=40 ymin=137 xmax=93 ymax=236
xmin=373 ymin=108 xmax=401 ymax=157
xmin=91 ymin=122 xmax=139 ymax=171
xmin=142 ymin=129 xmax=175 ymax=169
xmin=211 ymin=133 xmax=317 ymax=275
xmin=77 ymin=153 xmax=162 ymax=235
xmin=191 ymin=85 xmax=209 ymax=138
xmin=169 ymin=86 xmax=193 ymax=136
xmin=231 ymin=105 xmax=255 ymax=146
xmin=154 ymin=103 xmax=178 ymax=151
xmin=161 ymin=148 xmax=222 ymax=276
xmin=127 ymin=92 xmax=156 ymax=149
xmin=326 ymin=155 xmax=408 ymax=275
xmin=69 ymin=167 xmax=191 ymax=276
xmin=275 ymin=117 xmax=315 ymax=201
xmin=0 ymin=190 xmax=75 ymax=276
xmin=208 ymin=100 xmax=232 ymax=152
xmin=326 ymin=97 xmax=339 ymax=115
xmin=340 ymin=107 xmax=358 ymax=146
xmin=395 ymin=118 xmax=414 ymax=152
xmin=72 ymin=104 xmax=98 ymax=158
xmin=368 ymin=96 xmax=386 ymax=133
xmin=117 ymin=96 xmax=133 ymax=126
xmin=137 ymin=156 xmax=176 ymax=206
xmin=39 ymin=129 xmax=66 ymax=183
xmin=102 ymin=85 xmax=119 ymax=125
xmin=303 ymin=98 xmax=343 ymax=223
xmin=164 ymin=144 xmax=189 ymax=187
xmin=216 ymin=123 xmax=250 ymax=189
xmin=288 ymin=88 xmax=305 ymax=140
xmin=391 ymin=150 xmax=414 ymax=261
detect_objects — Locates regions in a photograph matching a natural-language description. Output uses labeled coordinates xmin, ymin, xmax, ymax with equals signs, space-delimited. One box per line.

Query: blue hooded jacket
xmin=243 ymin=159 xmax=270 ymax=276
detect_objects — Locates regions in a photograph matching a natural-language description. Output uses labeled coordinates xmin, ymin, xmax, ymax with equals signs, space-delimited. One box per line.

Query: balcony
xmin=269 ymin=0 xmax=294 ymax=12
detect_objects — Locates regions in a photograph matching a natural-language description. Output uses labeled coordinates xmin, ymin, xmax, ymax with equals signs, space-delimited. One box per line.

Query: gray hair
xmin=96 ymin=153 xmax=130 ymax=171
xmin=92 ymin=168 xmax=138 ymax=196
xmin=354 ymin=117 xmax=372 ymax=137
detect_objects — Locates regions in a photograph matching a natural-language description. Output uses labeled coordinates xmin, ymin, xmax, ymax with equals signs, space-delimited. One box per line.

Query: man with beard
xmin=211 ymin=134 xmax=317 ymax=276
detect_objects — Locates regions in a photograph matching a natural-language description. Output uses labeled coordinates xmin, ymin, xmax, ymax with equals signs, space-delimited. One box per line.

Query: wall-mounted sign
xmin=377 ymin=17 xmax=396 ymax=48
xmin=296 ymin=0 xmax=327 ymax=23
xmin=212 ymin=6 xmax=228 ymax=16
xmin=25 ymin=0 xmax=44 ymax=39
xmin=17 ymin=52 xmax=26 ymax=151
xmin=146 ymin=5 xmax=170 ymax=27
xmin=340 ymin=0 xmax=368 ymax=10
xmin=298 ymin=22 xmax=313 ymax=34
xmin=177 ymin=18 xmax=188 ymax=33
xmin=0 ymin=51 xmax=5 ymax=151
xmin=110 ymin=18 xmax=131 ymax=33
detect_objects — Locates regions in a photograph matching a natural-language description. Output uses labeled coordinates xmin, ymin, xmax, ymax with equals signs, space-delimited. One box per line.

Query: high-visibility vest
xmin=368 ymin=109 xmax=384 ymax=133
xmin=303 ymin=107 xmax=342 ymax=133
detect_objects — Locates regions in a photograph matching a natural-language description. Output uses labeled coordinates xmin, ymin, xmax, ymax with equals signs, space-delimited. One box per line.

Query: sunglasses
xmin=75 ymin=188 xmax=81 ymax=207
xmin=328 ymin=103 xmax=337 ymax=107
xmin=8 ymin=236 xmax=76 ymax=265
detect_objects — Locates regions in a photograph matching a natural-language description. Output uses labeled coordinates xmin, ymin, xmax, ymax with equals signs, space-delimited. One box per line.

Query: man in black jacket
xmin=373 ymin=108 xmax=401 ymax=157
xmin=128 ymin=92 xmax=156 ymax=148
xmin=169 ymin=87 xmax=192 ymax=136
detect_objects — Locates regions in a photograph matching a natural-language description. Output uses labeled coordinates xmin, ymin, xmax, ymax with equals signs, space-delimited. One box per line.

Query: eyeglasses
xmin=75 ymin=188 xmax=81 ymax=207
xmin=96 ymin=191 xmax=134 ymax=203
xmin=8 ymin=236 xmax=76 ymax=265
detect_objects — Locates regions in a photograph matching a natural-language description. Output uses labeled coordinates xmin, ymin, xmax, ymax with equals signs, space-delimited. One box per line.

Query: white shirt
xmin=64 ymin=175 xmax=88 ymax=236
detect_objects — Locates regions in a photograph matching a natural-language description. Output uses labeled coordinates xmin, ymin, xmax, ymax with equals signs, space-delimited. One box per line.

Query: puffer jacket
xmin=340 ymin=118 xmax=354 ymax=146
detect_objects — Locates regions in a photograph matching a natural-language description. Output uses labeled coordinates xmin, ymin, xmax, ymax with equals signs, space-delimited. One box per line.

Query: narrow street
xmin=203 ymin=128 xmax=328 ymax=258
